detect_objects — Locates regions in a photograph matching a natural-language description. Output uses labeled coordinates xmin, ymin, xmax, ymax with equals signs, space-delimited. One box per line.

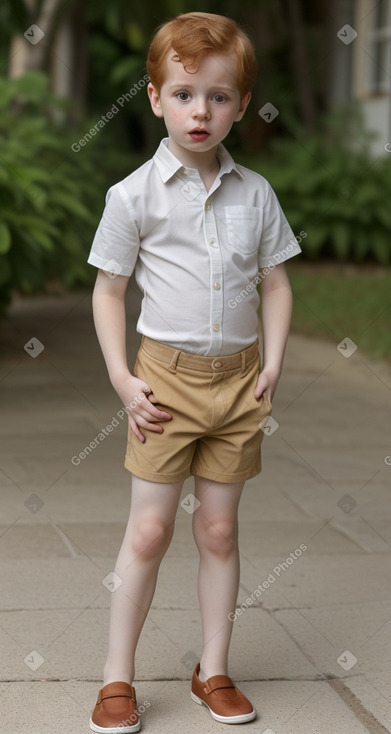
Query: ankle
xmin=198 ymin=664 xmax=228 ymax=681
xmin=103 ymin=663 xmax=134 ymax=687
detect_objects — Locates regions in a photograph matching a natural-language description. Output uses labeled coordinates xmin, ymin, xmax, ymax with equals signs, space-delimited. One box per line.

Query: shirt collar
xmin=153 ymin=137 xmax=244 ymax=183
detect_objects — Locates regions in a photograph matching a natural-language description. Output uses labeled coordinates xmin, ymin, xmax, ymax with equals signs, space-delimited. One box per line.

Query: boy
xmin=88 ymin=11 xmax=301 ymax=733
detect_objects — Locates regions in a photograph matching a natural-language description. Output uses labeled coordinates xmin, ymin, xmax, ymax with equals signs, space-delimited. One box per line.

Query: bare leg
xmin=103 ymin=475 xmax=184 ymax=685
xmin=192 ymin=476 xmax=245 ymax=680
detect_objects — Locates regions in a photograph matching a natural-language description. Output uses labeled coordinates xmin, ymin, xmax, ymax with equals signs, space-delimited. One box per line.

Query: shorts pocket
xmin=224 ymin=205 xmax=263 ymax=255
xmin=257 ymin=394 xmax=273 ymax=433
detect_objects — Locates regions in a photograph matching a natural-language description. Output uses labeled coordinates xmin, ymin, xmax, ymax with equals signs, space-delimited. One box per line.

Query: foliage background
xmin=0 ymin=0 xmax=390 ymax=320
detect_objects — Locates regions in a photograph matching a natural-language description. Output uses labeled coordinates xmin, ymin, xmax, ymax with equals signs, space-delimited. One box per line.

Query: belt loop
xmin=168 ymin=349 xmax=181 ymax=373
xmin=241 ymin=350 xmax=246 ymax=375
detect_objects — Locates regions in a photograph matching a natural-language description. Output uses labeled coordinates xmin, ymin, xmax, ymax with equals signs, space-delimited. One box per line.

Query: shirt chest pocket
xmin=224 ymin=205 xmax=263 ymax=255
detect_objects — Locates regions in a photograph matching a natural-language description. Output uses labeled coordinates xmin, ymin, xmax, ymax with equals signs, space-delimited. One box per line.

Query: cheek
xmin=219 ymin=109 xmax=238 ymax=126
xmin=167 ymin=107 xmax=186 ymax=126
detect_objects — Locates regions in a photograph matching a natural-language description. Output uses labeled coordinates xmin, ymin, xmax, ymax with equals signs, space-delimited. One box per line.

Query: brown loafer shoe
xmin=90 ymin=681 xmax=140 ymax=733
xmin=191 ymin=663 xmax=256 ymax=724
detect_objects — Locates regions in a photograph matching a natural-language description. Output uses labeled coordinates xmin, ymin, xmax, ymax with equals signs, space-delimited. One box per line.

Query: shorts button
xmin=212 ymin=359 xmax=223 ymax=368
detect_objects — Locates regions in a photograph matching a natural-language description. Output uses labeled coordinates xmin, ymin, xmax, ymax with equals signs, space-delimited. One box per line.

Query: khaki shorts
xmin=124 ymin=336 xmax=273 ymax=484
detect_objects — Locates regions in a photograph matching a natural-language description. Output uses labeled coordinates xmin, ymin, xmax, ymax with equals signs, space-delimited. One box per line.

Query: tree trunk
xmin=286 ymin=0 xmax=317 ymax=134
xmin=8 ymin=0 xmax=64 ymax=77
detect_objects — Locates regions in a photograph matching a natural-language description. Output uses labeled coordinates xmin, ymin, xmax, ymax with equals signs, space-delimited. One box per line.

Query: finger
xmin=129 ymin=416 xmax=145 ymax=443
xmin=147 ymin=393 xmax=170 ymax=415
xmin=142 ymin=421 xmax=164 ymax=433
xmin=132 ymin=413 xmax=165 ymax=433
xmin=144 ymin=394 xmax=171 ymax=412
xmin=139 ymin=401 xmax=172 ymax=421
xmin=254 ymin=386 xmax=265 ymax=399
xmin=125 ymin=401 xmax=167 ymax=422
xmin=133 ymin=407 xmax=165 ymax=424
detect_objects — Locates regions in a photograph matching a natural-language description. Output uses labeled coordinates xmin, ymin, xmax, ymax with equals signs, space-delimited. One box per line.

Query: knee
xmin=131 ymin=516 xmax=173 ymax=560
xmin=195 ymin=518 xmax=237 ymax=557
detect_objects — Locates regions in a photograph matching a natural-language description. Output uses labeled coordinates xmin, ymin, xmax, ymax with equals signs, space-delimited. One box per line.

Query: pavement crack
xmin=328 ymin=678 xmax=391 ymax=734
xmin=47 ymin=517 xmax=78 ymax=558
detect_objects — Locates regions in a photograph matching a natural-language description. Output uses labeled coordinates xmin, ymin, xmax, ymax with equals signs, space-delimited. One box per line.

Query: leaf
xmin=355 ymin=181 xmax=379 ymax=206
xmin=0 ymin=255 xmax=11 ymax=285
xmin=375 ymin=206 xmax=391 ymax=229
xmin=110 ymin=55 xmax=144 ymax=85
xmin=332 ymin=222 xmax=351 ymax=259
xmin=371 ymin=233 xmax=391 ymax=264
xmin=27 ymin=227 xmax=55 ymax=251
xmin=50 ymin=191 xmax=94 ymax=221
xmin=125 ymin=22 xmax=145 ymax=51
xmin=0 ymin=221 xmax=11 ymax=254
xmin=353 ymin=229 xmax=369 ymax=260
xmin=302 ymin=224 xmax=330 ymax=257
xmin=13 ymin=71 xmax=51 ymax=103
xmin=0 ymin=167 xmax=9 ymax=183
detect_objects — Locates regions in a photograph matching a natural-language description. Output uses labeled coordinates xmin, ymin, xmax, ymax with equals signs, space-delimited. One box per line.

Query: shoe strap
xmin=203 ymin=675 xmax=235 ymax=695
xmin=98 ymin=683 xmax=137 ymax=704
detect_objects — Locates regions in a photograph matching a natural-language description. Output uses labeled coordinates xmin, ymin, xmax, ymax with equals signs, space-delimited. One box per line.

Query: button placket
xmin=203 ymin=199 xmax=223 ymax=354
xmin=178 ymin=169 xmax=204 ymax=203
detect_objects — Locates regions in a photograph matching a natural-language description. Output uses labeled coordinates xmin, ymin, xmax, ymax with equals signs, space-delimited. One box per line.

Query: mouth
xmin=188 ymin=129 xmax=210 ymax=141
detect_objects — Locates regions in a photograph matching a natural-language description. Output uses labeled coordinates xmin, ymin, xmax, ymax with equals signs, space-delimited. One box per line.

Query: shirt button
xmin=209 ymin=238 xmax=217 ymax=247
xmin=205 ymin=201 xmax=211 ymax=210
xmin=183 ymin=168 xmax=191 ymax=175
xmin=213 ymin=323 xmax=220 ymax=332
xmin=214 ymin=281 xmax=221 ymax=290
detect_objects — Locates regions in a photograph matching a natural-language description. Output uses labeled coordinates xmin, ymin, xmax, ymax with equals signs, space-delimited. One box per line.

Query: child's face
xmin=148 ymin=52 xmax=251 ymax=160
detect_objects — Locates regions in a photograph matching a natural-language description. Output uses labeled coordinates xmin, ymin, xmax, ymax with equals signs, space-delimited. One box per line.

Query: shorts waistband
xmin=140 ymin=336 xmax=260 ymax=374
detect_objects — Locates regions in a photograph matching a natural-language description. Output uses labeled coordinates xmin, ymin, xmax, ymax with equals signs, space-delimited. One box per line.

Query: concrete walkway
xmin=1 ymin=281 xmax=391 ymax=734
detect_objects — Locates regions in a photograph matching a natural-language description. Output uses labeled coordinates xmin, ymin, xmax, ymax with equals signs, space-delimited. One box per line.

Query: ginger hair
xmin=147 ymin=11 xmax=258 ymax=99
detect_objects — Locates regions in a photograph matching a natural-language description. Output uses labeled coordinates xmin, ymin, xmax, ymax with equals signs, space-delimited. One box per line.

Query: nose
xmin=192 ymin=97 xmax=210 ymax=120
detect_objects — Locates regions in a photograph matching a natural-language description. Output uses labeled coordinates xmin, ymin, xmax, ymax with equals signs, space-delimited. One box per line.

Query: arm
xmin=254 ymin=262 xmax=293 ymax=400
xmin=92 ymin=269 xmax=171 ymax=441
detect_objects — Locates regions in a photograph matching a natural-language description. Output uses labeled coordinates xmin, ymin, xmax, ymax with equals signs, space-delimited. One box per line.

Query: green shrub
xmin=236 ymin=106 xmax=391 ymax=264
xmin=0 ymin=72 xmax=107 ymax=317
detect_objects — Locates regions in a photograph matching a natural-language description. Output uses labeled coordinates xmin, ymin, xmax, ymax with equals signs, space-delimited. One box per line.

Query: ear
xmin=234 ymin=91 xmax=251 ymax=122
xmin=147 ymin=83 xmax=164 ymax=118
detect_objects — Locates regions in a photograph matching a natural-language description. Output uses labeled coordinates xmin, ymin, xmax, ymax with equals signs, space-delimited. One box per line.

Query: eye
xmin=176 ymin=92 xmax=190 ymax=101
xmin=213 ymin=94 xmax=226 ymax=103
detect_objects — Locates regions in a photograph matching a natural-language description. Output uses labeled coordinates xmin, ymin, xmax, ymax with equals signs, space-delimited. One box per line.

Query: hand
xmin=254 ymin=368 xmax=280 ymax=402
xmin=113 ymin=373 xmax=172 ymax=442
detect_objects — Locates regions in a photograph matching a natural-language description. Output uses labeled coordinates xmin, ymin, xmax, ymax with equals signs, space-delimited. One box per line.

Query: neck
xmin=167 ymin=138 xmax=220 ymax=177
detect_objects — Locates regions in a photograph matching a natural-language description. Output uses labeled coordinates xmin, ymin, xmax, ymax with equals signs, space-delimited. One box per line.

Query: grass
xmin=285 ymin=261 xmax=391 ymax=361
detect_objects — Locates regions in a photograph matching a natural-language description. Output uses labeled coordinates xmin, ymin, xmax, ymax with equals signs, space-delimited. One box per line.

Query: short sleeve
xmin=87 ymin=182 xmax=140 ymax=277
xmin=258 ymin=183 xmax=301 ymax=269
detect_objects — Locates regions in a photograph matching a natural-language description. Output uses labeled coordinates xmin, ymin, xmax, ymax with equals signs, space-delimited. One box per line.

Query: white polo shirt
xmin=88 ymin=137 xmax=301 ymax=356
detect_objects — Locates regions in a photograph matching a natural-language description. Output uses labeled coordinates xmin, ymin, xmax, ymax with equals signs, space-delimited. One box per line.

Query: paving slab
xmin=238 ymin=553 xmax=391 ymax=609
xmin=0 ymin=558 xmax=102 ymax=610
xmin=1 ymin=606 xmax=317 ymax=682
xmin=0 ymin=680 xmax=375 ymax=734
xmin=346 ymin=671 xmax=391 ymax=731
xmin=1 ymin=288 xmax=391 ymax=731
xmin=274 ymin=603 xmax=391 ymax=678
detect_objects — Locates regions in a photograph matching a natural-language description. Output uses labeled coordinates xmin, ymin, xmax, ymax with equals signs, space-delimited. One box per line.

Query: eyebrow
xmin=167 ymin=83 xmax=235 ymax=91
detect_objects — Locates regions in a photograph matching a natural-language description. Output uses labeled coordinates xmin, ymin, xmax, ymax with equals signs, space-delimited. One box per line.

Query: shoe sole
xmin=191 ymin=691 xmax=256 ymax=724
xmin=89 ymin=716 xmax=140 ymax=733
